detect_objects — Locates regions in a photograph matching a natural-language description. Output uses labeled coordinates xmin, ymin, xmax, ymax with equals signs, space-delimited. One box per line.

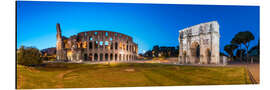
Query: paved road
xmin=246 ymin=64 xmax=260 ymax=83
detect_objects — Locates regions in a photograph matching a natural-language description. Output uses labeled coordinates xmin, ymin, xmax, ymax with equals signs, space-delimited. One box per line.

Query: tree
xmin=220 ymin=52 xmax=228 ymax=57
xmin=144 ymin=50 xmax=153 ymax=57
xmin=239 ymin=31 xmax=254 ymax=62
xmin=152 ymin=45 xmax=159 ymax=57
xmin=17 ymin=46 xmax=42 ymax=66
xmin=231 ymin=33 xmax=244 ymax=62
xmin=236 ymin=49 xmax=246 ymax=61
xmin=231 ymin=31 xmax=255 ymax=63
xmin=224 ymin=44 xmax=238 ymax=61
xmin=175 ymin=45 xmax=179 ymax=56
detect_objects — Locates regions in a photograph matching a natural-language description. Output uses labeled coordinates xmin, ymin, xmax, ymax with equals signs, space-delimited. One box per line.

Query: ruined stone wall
xmin=56 ymin=23 xmax=66 ymax=61
xmin=178 ymin=21 xmax=220 ymax=64
xmin=56 ymin=24 xmax=138 ymax=62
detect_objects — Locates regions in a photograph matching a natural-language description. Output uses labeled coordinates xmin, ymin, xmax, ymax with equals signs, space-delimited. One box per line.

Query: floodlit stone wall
xmin=56 ymin=24 xmax=138 ymax=62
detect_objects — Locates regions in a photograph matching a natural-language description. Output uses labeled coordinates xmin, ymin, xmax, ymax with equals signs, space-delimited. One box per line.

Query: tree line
xmin=17 ymin=46 xmax=42 ymax=66
xmin=224 ymin=31 xmax=259 ymax=63
xmin=141 ymin=45 xmax=179 ymax=58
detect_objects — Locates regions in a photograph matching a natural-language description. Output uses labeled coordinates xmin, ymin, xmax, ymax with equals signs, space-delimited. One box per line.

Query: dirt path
xmin=247 ymin=64 xmax=260 ymax=83
xmin=55 ymin=68 xmax=80 ymax=88
xmin=226 ymin=63 xmax=260 ymax=84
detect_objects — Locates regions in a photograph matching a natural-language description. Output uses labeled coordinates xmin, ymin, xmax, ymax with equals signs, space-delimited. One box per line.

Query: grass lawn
xmin=17 ymin=63 xmax=251 ymax=89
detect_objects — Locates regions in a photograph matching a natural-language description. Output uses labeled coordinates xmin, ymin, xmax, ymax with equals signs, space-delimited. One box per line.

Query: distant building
xmin=178 ymin=21 xmax=220 ymax=64
xmin=56 ymin=23 xmax=138 ymax=62
xmin=41 ymin=47 xmax=56 ymax=56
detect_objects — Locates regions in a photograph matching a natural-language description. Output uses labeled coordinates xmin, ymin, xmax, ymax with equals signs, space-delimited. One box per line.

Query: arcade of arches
xmin=56 ymin=23 xmax=138 ymax=62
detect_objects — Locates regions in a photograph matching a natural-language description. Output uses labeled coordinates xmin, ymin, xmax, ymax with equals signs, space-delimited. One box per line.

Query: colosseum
xmin=56 ymin=23 xmax=138 ymax=62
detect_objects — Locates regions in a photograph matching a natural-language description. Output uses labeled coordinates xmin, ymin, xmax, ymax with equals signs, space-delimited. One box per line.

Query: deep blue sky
xmin=17 ymin=1 xmax=259 ymax=54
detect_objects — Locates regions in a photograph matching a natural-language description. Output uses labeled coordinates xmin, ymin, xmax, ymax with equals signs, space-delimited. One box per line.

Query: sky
xmin=17 ymin=1 xmax=259 ymax=54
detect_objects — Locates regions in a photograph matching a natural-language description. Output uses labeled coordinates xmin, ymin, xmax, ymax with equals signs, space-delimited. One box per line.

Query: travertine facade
xmin=56 ymin=23 xmax=138 ymax=62
xmin=178 ymin=21 xmax=220 ymax=64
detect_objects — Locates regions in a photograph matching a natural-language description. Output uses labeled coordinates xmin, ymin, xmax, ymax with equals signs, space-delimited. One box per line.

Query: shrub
xmin=17 ymin=46 xmax=42 ymax=66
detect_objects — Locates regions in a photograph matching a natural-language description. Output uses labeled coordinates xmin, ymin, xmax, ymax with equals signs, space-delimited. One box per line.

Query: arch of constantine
xmin=56 ymin=23 xmax=138 ymax=62
xmin=178 ymin=21 xmax=220 ymax=64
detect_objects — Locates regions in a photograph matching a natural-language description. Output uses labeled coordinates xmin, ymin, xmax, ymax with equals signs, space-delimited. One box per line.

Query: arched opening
xmin=89 ymin=42 xmax=93 ymax=49
xmin=127 ymin=45 xmax=129 ymax=51
xmin=95 ymin=41 xmax=98 ymax=49
xmin=105 ymin=53 xmax=109 ymax=61
xmin=206 ymin=49 xmax=211 ymax=64
xmin=191 ymin=42 xmax=200 ymax=64
xmin=115 ymin=42 xmax=118 ymax=50
xmin=100 ymin=53 xmax=103 ymax=61
xmin=110 ymin=42 xmax=113 ymax=50
xmin=84 ymin=54 xmax=88 ymax=61
xmin=196 ymin=45 xmax=200 ymax=58
xmin=105 ymin=32 xmax=108 ymax=37
xmin=115 ymin=54 xmax=118 ymax=61
xmin=99 ymin=41 xmax=103 ymax=50
xmin=110 ymin=53 xmax=113 ymax=61
xmin=105 ymin=41 xmax=109 ymax=50
xmin=89 ymin=53 xmax=93 ymax=61
xmin=94 ymin=53 xmax=98 ymax=61
xmin=126 ymin=55 xmax=128 ymax=61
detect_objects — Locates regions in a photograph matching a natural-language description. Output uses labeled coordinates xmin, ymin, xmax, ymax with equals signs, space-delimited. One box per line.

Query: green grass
xmin=17 ymin=63 xmax=251 ymax=89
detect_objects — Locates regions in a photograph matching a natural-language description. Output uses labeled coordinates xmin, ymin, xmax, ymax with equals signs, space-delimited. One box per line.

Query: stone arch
xmin=95 ymin=41 xmax=98 ymax=49
xmin=126 ymin=55 xmax=128 ymax=61
xmin=84 ymin=54 xmax=88 ymax=61
xmin=94 ymin=53 xmax=98 ymax=61
xmin=100 ymin=53 xmax=103 ymax=61
xmin=191 ymin=42 xmax=200 ymax=64
xmin=110 ymin=53 xmax=113 ymax=61
xmin=178 ymin=21 xmax=220 ymax=64
xmin=115 ymin=54 xmax=118 ymax=61
xmin=115 ymin=42 xmax=118 ymax=50
xmin=110 ymin=42 xmax=113 ymax=50
xmin=105 ymin=53 xmax=109 ymax=61
xmin=89 ymin=53 xmax=93 ymax=61
xmin=89 ymin=41 xmax=93 ymax=49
